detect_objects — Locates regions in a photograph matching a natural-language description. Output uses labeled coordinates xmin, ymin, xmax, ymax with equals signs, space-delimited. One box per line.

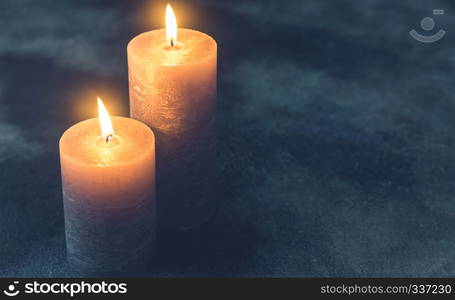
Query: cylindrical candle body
xmin=128 ymin=28 xmax=217 ymax=230
xmin=59 ymin=117 xmax=156 ymax=274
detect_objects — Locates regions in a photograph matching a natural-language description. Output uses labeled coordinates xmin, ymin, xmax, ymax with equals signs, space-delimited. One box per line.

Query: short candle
xmin=59 ymin=98 xmax=156 ymax=274
xmin=128 ymin=4 xmax=217 ymax=230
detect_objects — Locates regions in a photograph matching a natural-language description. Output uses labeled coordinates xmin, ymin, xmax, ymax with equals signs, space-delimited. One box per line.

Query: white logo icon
xmin=410 ymin=9 xmax=446 ymax=43
xmin=3 ymin=282 xmax=20 ymax=297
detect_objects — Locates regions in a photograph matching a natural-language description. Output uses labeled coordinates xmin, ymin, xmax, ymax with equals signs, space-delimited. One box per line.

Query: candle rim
xmin=127 ymin=28 xmax=217 ymax=67
xmin=60 ymin=116 xmax=155 ymax=167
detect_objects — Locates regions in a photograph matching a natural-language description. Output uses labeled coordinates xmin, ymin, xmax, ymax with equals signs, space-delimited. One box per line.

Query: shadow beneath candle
xmin=146 ymin=127 xmax=274 ymax=276
xmin=153 ymin=215 xmax=266 ymax=277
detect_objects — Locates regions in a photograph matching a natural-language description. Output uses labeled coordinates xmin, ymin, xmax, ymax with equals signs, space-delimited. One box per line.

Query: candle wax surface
xmin=59 ymin=116 xmax=156 ymax=273
xmin=128 ymin=28 xmax=217 ymax=229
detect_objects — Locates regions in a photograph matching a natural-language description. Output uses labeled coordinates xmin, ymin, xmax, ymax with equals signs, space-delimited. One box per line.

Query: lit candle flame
xmin=97 ymin=97 xmax=114 ymax=143
xmin=166 ymin=3 xmax=177 ymax=47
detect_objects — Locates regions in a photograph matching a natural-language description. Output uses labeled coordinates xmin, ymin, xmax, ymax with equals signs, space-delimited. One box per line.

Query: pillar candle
xmin=127 ymin=5 xmax=217 ymax=230
xmin=59 ymin=99 xmax=156 ymax=274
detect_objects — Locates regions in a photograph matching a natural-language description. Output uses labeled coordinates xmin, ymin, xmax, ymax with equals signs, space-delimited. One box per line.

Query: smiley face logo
xmin=3 ymin=282 xmax=20 ymax=297
xmin=410 ymin=10 xmax=446 ymax=43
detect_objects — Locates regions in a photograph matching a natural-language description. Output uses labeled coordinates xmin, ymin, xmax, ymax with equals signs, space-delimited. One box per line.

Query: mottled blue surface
xmin=1 ymin=0 xmax=455 ymax=277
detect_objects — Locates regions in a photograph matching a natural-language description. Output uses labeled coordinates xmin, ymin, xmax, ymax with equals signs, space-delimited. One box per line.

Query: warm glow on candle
xmin=165 ymin=3 xmax=177 ymax=47
xmin=97 ymin=97 xmax=114 ymax=142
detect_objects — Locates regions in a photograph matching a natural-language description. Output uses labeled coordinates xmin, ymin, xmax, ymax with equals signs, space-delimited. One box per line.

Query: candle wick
xmin=105 ymin=134 xmax=113 ymax=143
xmin=170 ymin=39 xmax=174 ymax=47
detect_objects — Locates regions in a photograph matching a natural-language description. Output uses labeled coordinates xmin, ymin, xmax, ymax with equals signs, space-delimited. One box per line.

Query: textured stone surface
xmin=1 ymin=0 xmax=455 ymax=277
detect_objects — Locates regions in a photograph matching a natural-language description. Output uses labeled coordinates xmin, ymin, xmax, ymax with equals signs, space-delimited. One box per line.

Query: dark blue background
xmin=1 ymin=0 xmax=455 ymax=277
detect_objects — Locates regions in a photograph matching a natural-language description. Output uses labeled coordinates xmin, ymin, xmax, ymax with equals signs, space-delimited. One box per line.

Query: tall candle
xmin=59 ymin=98 xmax=156 ymax=274
xmin=128 ymin=5 xmax=217 ymax=230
